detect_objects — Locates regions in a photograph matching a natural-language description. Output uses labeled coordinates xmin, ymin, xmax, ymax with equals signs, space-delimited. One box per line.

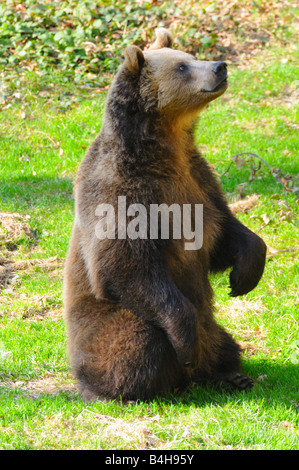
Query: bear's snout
xmin=200 ymin=61 xmax=228 ymax=94
xmin=212 ymin=61 xmax=227 ymax=78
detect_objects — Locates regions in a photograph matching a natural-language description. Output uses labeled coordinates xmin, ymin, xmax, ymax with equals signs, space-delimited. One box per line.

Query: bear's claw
xmin=217 ymin=372 xmax=254 ymax=391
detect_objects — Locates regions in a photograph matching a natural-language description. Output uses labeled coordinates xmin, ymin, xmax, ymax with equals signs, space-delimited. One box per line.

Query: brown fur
xmin=63 ymin=29 xmax=266 ymax=401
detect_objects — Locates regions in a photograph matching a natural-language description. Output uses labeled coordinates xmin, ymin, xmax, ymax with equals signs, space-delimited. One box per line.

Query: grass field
xmin=0 ymin=3 xmax=298 ymax=450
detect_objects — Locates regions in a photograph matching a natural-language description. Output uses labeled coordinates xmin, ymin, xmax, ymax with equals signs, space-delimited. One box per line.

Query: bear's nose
xmin=212 ymin=62 xmax=227 ymax=77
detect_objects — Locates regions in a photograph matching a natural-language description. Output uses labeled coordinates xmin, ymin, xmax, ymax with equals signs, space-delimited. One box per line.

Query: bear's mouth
xmin=213 ymin=78 xmax=228 ymax=92
xmin=203 ymin=78 xmax=228 ymax=93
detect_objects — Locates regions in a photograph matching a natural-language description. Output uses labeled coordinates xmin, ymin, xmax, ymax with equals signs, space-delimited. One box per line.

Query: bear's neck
xmin=104 ymin=75 xmax=196 ymax=177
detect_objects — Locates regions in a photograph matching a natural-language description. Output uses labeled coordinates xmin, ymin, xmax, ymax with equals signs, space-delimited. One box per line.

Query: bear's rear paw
xmin=80 ymin=384 xmax=104 ymax=403
xmin=217 ymin=372 xmax=254 ymax=391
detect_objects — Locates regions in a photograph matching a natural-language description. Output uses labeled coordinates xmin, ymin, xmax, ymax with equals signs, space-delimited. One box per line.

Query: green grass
xmin=0 ymin=41 xmax=298 ymax=449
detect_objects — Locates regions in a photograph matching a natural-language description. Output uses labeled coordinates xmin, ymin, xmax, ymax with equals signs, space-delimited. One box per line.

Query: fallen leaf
xmin=229 ymin=194 xmax=259 ymax=215
xmin=261 ymin=213 xmax=270 ymax=224
xmin=266 ymin=245 xmax=296 ymax=258
xmin=257 ymin=374 xmax=268 ymax=383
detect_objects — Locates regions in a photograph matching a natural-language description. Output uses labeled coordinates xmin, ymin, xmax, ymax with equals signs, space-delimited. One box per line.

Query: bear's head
xmin=122 ymin=28 xmax=228 ymax=119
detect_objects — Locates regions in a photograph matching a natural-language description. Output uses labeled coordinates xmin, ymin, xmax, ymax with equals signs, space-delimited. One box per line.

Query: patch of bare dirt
xmin=216 ymin=298 xmax=266 ymax=320
xmin=76 ymin=409 xmax=161 ymax=449
xmin=0 ymin=255 xmax=64 ymax=292
xmin=1 ymin=375 xmax=75 ymax=399
xmin=0 ymin=212 xmax=64 ymax=318
xmin=0 ymin=212 xmax=38 ymax=251
xmin=21 ymin=295 xmax=63 ymax=320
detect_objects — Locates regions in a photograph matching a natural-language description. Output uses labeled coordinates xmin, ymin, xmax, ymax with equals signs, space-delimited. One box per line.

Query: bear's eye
xmin=177 ymin=63 xmax=190 ymax=75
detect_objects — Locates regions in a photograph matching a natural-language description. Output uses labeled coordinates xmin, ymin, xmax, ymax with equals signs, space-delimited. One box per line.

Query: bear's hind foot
xmin=214 ymin=372 xmax=254 ymax=391
xmin=193 ymin=371 xmax=254 ymax=392
xmin=80 ymin=385 xmax=137 ymax=405
xmin=80 ymin=383 xmax=105 ymax=403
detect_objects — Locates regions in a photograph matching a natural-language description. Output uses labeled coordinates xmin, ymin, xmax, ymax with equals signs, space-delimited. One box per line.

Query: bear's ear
xmin=124 ymin=45 xmax=145 ymax=73
xmin=149 ymin=28 xmax=173 ymax=50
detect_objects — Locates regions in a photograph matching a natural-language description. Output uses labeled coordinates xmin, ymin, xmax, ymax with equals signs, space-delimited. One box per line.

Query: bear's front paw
xmin=170 ymin=326 xmax=199 ymax=369
xmin=229 ymin=235 xmax=267 ymax=297
xmin=163 ymin=303 xmax=199 ymax=369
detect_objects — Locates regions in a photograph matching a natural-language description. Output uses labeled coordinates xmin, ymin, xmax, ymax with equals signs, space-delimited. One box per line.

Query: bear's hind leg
xmin=192 ymin=326 xmax=254 ymax=391
xmin=70 ymin=304 xmax=190 ymax=402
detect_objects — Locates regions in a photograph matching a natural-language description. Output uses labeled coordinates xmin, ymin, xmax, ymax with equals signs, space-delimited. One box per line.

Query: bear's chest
xmin=159 ymin=174 xmax=222 ymax=254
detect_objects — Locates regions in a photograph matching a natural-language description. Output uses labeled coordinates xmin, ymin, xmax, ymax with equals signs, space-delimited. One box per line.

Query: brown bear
xmin=63 ymin=28 xmax=267 ymax=402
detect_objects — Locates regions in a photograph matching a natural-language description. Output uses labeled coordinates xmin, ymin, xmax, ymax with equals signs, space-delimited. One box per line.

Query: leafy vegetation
xmin=0 ymin=0 xmax=298 ymax=450
xmin=0 ymin=0 xmax=297 ymax=105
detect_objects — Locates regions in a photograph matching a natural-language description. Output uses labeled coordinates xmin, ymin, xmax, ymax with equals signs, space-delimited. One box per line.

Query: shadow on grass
xmin=175 ymin=360 xmax=299 ymax=409
xmin=1 ymin=360 xmax=297 ymax=413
